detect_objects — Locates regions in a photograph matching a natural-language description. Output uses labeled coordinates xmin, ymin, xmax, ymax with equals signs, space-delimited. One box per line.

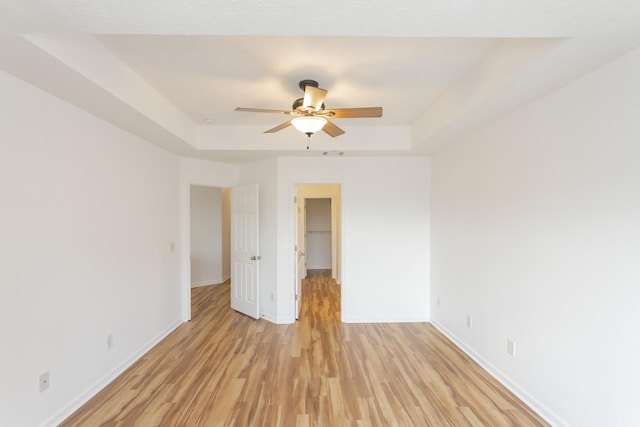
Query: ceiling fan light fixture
xmin=235 ymin=79 xmax=382 ymax=138
xmin=291 ymin=116 xmax=327 ymax=135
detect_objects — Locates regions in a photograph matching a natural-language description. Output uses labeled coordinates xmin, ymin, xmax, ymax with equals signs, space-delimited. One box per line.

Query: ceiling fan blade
xmin=325 ymin=107 xmax=383 ymax=118
xmin=322 ymin=120 xmax=345 ymax=137
xmin=264 ymin=120 xmax=292 ymax=133
xmin=235 ymin=107 xmax=292 ymax=114
xmin=303 ymin=86 xmax=327 ymax=111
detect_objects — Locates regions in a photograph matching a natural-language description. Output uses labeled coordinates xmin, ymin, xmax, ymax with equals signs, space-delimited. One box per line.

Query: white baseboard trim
xmin=342 ymin=315 xmax=429 ymax=323
xmin=39 ymin=319 xmax=183 ymax=427
xmin=191 ymin=277 xmax=224 ymax=287
xmin=260 ymin=312 xmax=292 ymax=324
xmin=431 ymin=321 xmax=569 ymax=427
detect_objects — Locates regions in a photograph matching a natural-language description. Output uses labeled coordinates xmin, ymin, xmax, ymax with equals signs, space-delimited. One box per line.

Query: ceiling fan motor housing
xmin=298 ymin=79 xmax=319 ymax=91
xmin=293 ymin=97 xmax=325 ymax=112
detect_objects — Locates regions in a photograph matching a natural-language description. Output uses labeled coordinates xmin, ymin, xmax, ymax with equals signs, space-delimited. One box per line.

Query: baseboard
xmin=342 ymin=315 xmax=429 ymax=323
xmin=191 ymin=276 xmax=227 ymax=287
xmin=260 ymin=312 xmax=292 ymax=324
xmin=39 ymin=319 xmax=183 ymax=427
xmin=191 ymin=277 xmax=224 ymax=288
xmin=431 ymin=321 xmax=569 ymax=427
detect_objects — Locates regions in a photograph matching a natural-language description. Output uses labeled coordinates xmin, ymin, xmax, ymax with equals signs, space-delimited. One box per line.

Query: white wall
xmin=277 ymin=157 xmax=430 ymax=323
xmin=190 ymin=185 xmax=223 ymax=286
xmin=305 ymin=198 xmax=332 ymax=269
xmin=0 ymin=71 xmax=181 ymax=427
xmin=430 ymin=46 xmax=640 ymax=427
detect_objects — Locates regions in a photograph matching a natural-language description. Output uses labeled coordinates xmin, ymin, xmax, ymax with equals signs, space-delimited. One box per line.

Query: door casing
xmin=292 ymin=182 xmax=342 ymax=322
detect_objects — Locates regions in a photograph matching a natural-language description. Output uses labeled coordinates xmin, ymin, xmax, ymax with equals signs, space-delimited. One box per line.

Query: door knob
xmin=250 ymin=256 xmax=261 ymax=260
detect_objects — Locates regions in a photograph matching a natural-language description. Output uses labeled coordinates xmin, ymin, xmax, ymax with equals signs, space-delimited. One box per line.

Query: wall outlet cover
xmin=39 ymin=371 xmax=50 ymax=392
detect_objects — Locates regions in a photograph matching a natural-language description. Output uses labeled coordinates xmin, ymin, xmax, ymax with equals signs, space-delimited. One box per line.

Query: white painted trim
xmin=191 ymin=273 xmax=230 ymax=287
xmin=342 ymin=316 xmax=429 ymax=323
xmin=181 ymin=175 xmax=237 ymax=322
xmin=330 ymin=195 xmax=339 ymax=284
xmin=38 ymin=319 xmax=183 ymax=427
xmin=180 ymin=180 xmax=192 ymax=321
xmin=260 ymin=313 xmax=290 ymax=324
xmin=191 ymin=276 xmax=225 ymax=287
xmin=289 ymin=180 xmax=344 ymax=324
xmin=302 ymin=195 xmax=338 ymax=279
xmin=431 ymin=321 xmax=569 ymax=427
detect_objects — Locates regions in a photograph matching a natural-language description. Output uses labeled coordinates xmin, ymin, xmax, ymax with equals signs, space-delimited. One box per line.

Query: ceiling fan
xmin=235 ymin=79 xmax=383 ymax=144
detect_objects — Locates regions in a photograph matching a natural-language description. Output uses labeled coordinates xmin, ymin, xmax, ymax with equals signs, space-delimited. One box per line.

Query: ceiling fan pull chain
xmin=306 ymin=133 xmax=311 ymax=150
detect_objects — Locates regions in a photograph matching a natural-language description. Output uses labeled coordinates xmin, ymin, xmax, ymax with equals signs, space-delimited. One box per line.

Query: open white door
xmin=295 ymin=195 xmax=306 ymax=319
xmin=231 ymin=184 xmax=260 ymax=319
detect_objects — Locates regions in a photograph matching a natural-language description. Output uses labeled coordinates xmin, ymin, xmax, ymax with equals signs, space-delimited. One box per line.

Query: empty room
xmin=2 ymin=2 xmax=640 ymax=426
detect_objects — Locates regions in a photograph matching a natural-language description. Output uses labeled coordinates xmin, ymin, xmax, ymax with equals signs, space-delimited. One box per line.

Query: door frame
xmin=294 ymin=195 xmax=306 ymax=319
xmin=290 ymin=181 xmax=343 ymax=322
xmin=181 ymin=178 xmax=235 ymax=322
xmin=301 ymin=195 xmax=338 ymax=279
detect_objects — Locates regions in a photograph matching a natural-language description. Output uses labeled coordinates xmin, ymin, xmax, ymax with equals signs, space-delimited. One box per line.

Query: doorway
xmin=294 ymin=184 xmax=341 ymax=320
xmin=305 ymin=198 xmax=332 ymax=272
xmin=189 ymin=185 xmax=231 ymax=318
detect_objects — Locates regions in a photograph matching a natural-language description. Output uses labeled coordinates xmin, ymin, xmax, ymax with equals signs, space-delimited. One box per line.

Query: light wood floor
xmin=60 ymin=271 xmax=549 ymax=426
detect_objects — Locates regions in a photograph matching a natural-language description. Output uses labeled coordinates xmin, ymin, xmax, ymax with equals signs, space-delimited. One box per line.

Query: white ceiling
xmin=96 ymin=36 xmax=498 ymax=126
xmin=1 ymin=1 xmax=640 ymax=163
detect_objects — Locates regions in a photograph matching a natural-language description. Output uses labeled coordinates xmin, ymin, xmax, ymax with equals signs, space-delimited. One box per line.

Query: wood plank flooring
xmin=60 ymin=271 xmax=549 ymax=426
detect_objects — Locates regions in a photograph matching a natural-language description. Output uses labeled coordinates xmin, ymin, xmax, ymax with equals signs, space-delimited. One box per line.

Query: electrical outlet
xmin=466 ymin=315 xmax=473 ymax=328
xmin=107 ymin=334 xmax=114 ymax=350
xmin=507 ymin=339 xmax=516 ymax=357
xmin=169 ymin=242 xmax=175 ymax=252
xmin=270 ymin=292 xmax=274 ymax=302
xmin=437 ymin=296 xmax=440 ymax=307
xmin=39 ymin=371 xmax=50 ymax=392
